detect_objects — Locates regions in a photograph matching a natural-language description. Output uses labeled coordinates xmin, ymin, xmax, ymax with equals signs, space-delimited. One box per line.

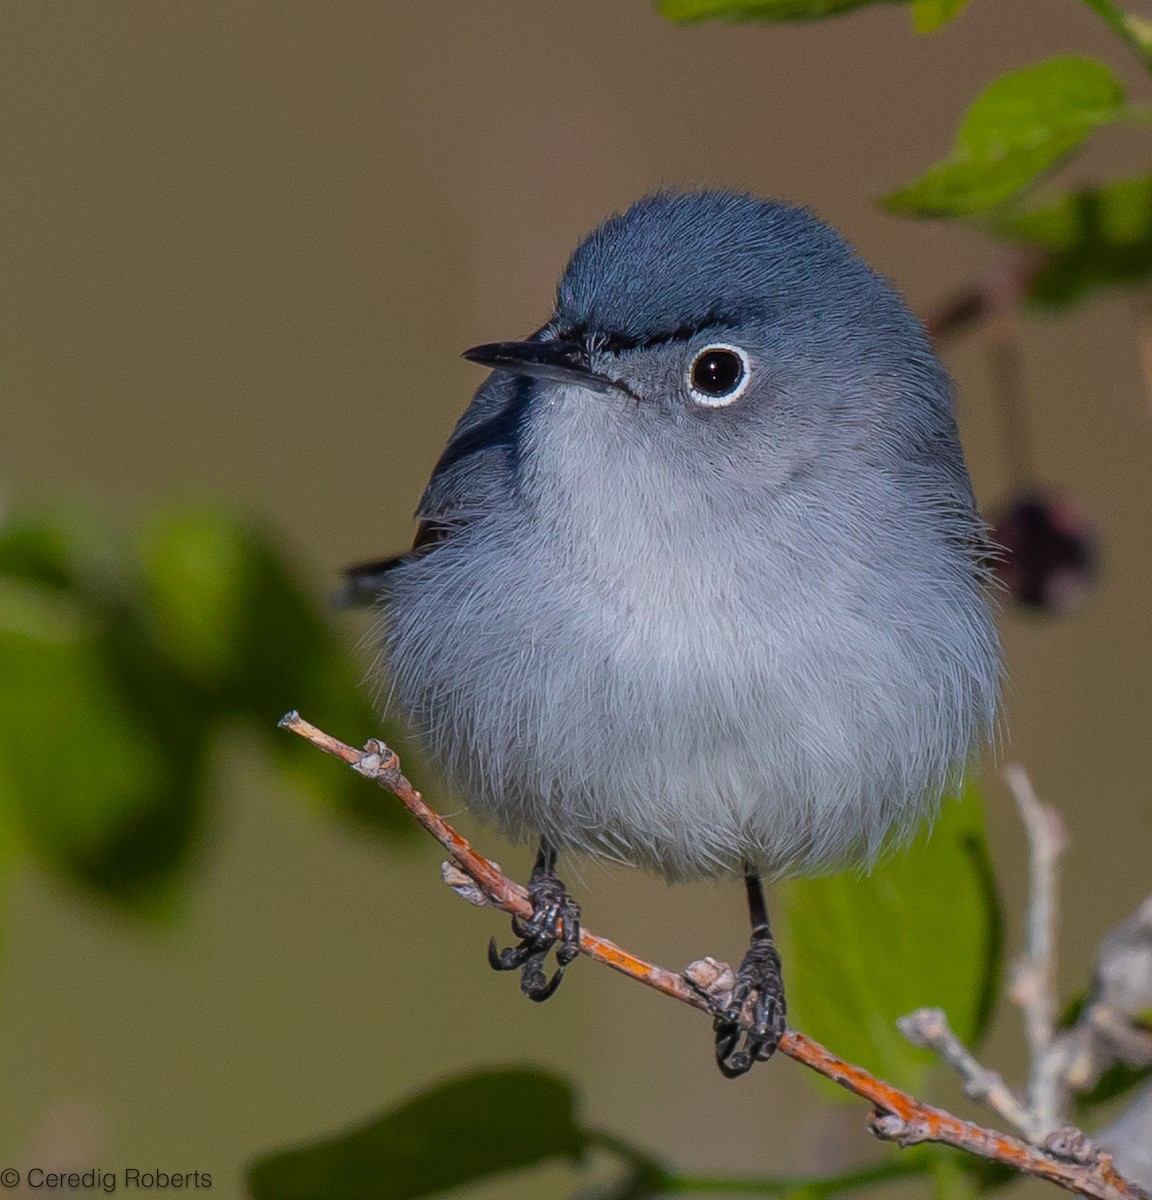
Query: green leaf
xmin=0 ymin=512 xmax=215 ymax=912
xmin=0 ymin=504 xmax=416 ymax=913
xmin=0 ymin=577 xmax=208 ymax=913
xmin=135 ymin=506 xmax=254 ymax=695
xmin=658 ymin=0 xmax=905 ymax=22
xmin=780 ymin=780 xmax=1002 ymax=1094
xmin=910 ymin=0 xmax=971 ymax=32
xmin=882 ymin=57 xmax=1127 ymax=216
xmin=0 ymin=508 xmax=129 ymax=606
xmin=248 ymin=1069 xmax=587 ymax=1200
xmin=137 ymin=507 xmax=416 ymax=840
xmin=996 ymin=174 xmax=1152 ymax=306
xmin=0 ymin=697 xmax=25 ymax=969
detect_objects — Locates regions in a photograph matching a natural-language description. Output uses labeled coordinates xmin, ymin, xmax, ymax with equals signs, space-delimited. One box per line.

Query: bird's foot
xmin=488 ymin=855 xmax=581 ymax=1002
xmin=711 ymin=931 xmax=787 ymax=1077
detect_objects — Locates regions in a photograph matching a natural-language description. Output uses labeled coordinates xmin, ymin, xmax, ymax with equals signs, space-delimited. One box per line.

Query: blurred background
xmin=1 ymin=0 xmax=1150 ymax=1193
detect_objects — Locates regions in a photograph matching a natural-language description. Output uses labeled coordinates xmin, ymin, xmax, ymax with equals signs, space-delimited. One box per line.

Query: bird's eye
xmin=687 ymin=345 xmax=750 ymax=407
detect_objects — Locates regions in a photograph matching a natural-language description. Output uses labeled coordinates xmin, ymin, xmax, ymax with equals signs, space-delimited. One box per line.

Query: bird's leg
xmin=713 ymin=868 xmax=787 ymax=1078
xmin=488 ymin=840 xmax=581 ymax=1002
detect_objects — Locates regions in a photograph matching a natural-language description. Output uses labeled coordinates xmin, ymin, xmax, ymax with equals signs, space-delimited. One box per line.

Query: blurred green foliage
xmin=249 ymin=1068 xmax=953 ymax=1200
xmin=249 ymin=1070 xmax=593 ymax=1200
xmin=0 ymin=505 xmax=414 ymax=919
xmin=999 ymin=174 xmax=1152 ymax=306
xmin=909 ymin=0 xmax=972 ymax=34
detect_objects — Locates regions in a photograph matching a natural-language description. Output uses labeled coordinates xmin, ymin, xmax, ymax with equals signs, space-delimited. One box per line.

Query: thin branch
xmin=983 ymin=265 xmax=1038 ymax=486
xmin=278 ymin=712 xmax=1150 ymax=1200
xmin=1005 ymin=763 xmax=1069 ymax=1131
xmin=899 ymin=769 xmax=1086 ymax=1149
xmin=899 ymin=1007 xmax=1041 ymax=1139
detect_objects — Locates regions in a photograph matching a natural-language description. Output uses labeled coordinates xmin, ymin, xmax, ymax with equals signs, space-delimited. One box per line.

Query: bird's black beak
xmin=462 ymin=339 xmax=626 ymax=396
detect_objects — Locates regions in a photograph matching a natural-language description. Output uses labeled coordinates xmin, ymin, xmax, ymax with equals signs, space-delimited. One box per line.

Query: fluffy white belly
xmin=385 ymin=516 xmax=955 ymax=881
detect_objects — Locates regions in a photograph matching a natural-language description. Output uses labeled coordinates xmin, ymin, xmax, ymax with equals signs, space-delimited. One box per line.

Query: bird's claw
xmin=488 ymin=859 xmax=580 ymax=1002
xmin=712 ymin=933 xmax=787 ymax=1077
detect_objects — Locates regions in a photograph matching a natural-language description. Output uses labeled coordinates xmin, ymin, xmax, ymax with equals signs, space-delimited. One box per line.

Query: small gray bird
xmin=347 ymin=191 xmax=1001 ymax=1076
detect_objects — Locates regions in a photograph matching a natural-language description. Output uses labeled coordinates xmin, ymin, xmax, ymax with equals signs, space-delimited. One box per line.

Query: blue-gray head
xmin=463 ymin=191 xmax=955 ymax=490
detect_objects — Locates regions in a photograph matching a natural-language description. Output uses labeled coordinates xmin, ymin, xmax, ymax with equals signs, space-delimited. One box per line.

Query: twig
xmin=899 ymin=1007 xmax=1040 ymax=1137
xmin=898 ymin=768 xmax=1079 ymax=1145
xmin=1005 ymin=763 xmax=1069 ymax=1131
xmin=278 ymin=711 xmax=1149 ymax=1200
xmin=983 ymin=265 xmax=1038 ymax=486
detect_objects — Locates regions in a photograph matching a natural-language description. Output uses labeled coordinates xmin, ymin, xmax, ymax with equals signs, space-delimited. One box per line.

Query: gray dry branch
xmin=279 ymin=711 xmax=1149 ymax=1200
xmin=902 ymin=766 xmax=1152 ymax=1187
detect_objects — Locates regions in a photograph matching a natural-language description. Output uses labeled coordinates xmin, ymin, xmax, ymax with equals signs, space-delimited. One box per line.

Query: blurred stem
xmin=658 ymin=1151 xmax=934 ymax=1197
xmin=988 ymin=337 xmax=1035 ymax=484
xmin=1077 ymin=0 xmax=1152 ymax=70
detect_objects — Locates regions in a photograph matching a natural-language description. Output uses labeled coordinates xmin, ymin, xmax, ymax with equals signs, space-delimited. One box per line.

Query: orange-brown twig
xmin=279 ymin=711 xmax=1148 ymax=1200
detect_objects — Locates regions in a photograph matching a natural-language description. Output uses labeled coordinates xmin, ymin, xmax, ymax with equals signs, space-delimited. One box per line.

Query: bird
xmin=346 ymin=190 xmax=1002 ymax=1077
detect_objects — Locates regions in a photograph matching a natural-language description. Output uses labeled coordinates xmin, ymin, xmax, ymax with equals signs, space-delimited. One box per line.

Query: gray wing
xmin=338 ymin=371 xmax=528 ymax=607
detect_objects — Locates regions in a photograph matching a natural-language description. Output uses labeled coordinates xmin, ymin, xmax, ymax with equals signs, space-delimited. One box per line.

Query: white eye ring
xmin=686 ymin=343 xmax=751 ymax=407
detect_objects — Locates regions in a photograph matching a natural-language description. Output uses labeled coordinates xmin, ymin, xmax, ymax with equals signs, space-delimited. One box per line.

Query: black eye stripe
xmin=555 ymin=314 xmax=725 ymax=354
xmin=546 ymin=322 xmax=749 ymax=403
